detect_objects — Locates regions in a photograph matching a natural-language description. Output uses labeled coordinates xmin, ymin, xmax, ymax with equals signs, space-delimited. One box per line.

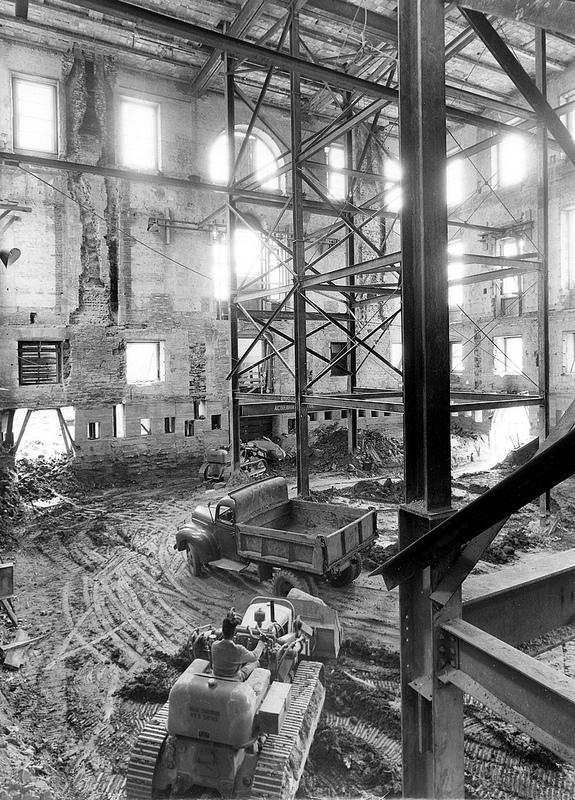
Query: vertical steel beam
xmin=345 ymin=93 xmax=358 ymax=454
xmin=225 ymin=53 xmax=241 ymax=472
xmin=290 ymin=10 xmax=309 ymax=496
xmin=536 ymin=30 xmax=550 ymax=518
xmin=398 ymin=0 xmax=461 ymax=797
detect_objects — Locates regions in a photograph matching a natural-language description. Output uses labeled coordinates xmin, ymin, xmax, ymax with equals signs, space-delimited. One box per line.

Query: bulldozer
xmin=126 ymin=592 xmax=342 ymax=800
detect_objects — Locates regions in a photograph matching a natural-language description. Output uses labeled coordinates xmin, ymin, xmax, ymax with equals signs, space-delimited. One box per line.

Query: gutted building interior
xmin=1 ymin=0 xmax=575 ymax=798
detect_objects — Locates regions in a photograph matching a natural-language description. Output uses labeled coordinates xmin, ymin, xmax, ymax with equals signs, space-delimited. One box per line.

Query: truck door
xmin=215 ymin=503 xmax=238 ymax=559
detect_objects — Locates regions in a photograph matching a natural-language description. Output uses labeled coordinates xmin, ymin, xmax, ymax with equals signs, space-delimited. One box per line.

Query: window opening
xmin=12 ymin=76 xmax=57 ymax=154
xmin=211 ymin=414 xmax=221 ymax=430
xmin=87 ymin=421 xmax=100 ymax=440
xmin=384 ymin=158 xmax=402 ymax=212
xmin=118 ymin=96 xmax=160 ymax=170
xmin=193 ymin=400 xmax=205 ymax=419
xmin=494 ymin=335 xmax=523 ymax=376
xmin=126 ymin=341 xmax=165 ymax=384
xmin=390 ymin=325 xmax=402 ymax=369
xmin=562 ymin=332 xmax=575 ymax=374
xmin=164 ymin=416 xmax=175 ymax=434
xmin=18 ymin=341 xmax=63 ymax=385
xmin=450 ymin=341 xmax=464 ymax=373
xmin=184 ymin=419 xmax=195 ymax=437
xmin=448 ymin=241 xmax=464 ymax=307
xmin=210 ymin=126 xmax=283 ymax=191
xmin=560 ymin=90 xmax=575 ymax=139
xmin=113 ymin=404 xmax=126 ymax=438
xmin=561 ymin=206 xmax=575 ymax=290
xmin=140 ymin=418 xmax=152 ymax=436
xmin=330 ymin=342 xmax=348 ymax=376
xmin=326 ymin=144 xmax=346 ymax=200
xmin=492 ymin=133 xmax=526 ymax=188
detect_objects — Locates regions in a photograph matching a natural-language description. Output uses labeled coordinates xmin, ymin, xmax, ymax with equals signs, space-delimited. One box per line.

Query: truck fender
xmin=175 ymin=524 xmax=219 ymax=564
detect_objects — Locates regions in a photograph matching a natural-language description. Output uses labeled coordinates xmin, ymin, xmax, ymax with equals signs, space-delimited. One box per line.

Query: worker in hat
xmin=211 ymin=610 xmax=265 ymax=681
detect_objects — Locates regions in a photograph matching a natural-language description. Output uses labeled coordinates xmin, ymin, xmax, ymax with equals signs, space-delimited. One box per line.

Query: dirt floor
xmin=1 ymin=441 xmax=575 ymax=800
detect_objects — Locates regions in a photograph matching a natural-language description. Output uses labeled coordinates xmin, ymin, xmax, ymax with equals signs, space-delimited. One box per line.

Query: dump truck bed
xmin=236 ymin=498 xmax=377 ymax=575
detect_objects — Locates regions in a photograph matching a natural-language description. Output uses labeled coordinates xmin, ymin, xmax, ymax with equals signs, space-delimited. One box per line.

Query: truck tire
xmin=186 ymin=544 xmax=202 ymax=577
xmin=272 ymin=569 xmax=318 ymax=597
xmin=326 ymin=554 xmax=362 ymax=587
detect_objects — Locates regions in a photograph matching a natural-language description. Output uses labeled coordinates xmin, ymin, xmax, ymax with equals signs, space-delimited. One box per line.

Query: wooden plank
xmin=0 ymin=563 xmax=14 ymax=600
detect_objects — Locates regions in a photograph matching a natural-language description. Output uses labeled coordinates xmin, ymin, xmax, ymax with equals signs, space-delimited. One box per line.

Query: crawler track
xmin=125 ymin=703 xmax=169 ymax=800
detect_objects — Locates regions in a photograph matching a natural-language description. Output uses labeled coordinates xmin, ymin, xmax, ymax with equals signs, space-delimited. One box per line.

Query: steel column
xmin=290 ymin=11 xmax=309 ymax=496
xmin=398 ymin=0 xmax=461 ymax=796
xmin=536 ymin=30 xmax=551 ymax=518
xmin=225 ymin=54 xmax=241 ymax=472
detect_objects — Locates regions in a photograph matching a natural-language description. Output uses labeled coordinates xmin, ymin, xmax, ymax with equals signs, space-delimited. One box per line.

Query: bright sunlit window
xmin=234 ymin=227 xmax=263 ymax=280
xmin=12 ymin=76 xmax=58 ymax=154
xmin=126 ymin=341 xmax=165 ymax=383
xmin=563 ymin=331 xmax=575 ymax=374
xmin=384 ymin=158 xmax=402 ymax=213
xmin=212 ymin=235 xmax=229 ymax=301
xmin=210 ymin=126 xmax=282 ymax=191
xmin=499 ymin=238 xmax=522 ymax=296
xmin=492 ymin=133 xmax=526 ymax=188
xmin=390 ymin=324 xmax=402 ymax=369
xmin=447 ymin=158 xmax=464 ymax=207
xmin=448 ymin=241 xmax=464 ymax=307
xmin=561 ymin=206 xmax=575 ymax=290
xmin=494 ymin=335 xmax=522 ymax=376
xmin=450 ymin=341 xmax=464 ymax=373
xmin=560 ymin=90 xmax=575 ymax=138
xmin=118 ymin=96 xmax=160 ymax=170
xmin=326 ymin=144 xmax=346 ymax=200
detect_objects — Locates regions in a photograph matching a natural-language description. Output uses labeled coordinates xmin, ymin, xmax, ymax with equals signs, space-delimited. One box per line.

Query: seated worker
xmin=211 ymin=614 xmax=265 ymax=681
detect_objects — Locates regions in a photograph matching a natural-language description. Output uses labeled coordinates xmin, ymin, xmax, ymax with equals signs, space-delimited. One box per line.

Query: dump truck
xmin=175 ymin=476 xmax=377 ymax=595
xmin=126 ymin=592 xmax=341 ymax=800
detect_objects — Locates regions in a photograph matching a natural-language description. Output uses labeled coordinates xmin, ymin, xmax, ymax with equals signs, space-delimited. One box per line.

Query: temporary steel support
xmin=397 ymin=2 xmax=462 ymax=798
xmin=440 ymin=619 xmax=575 ymax=765
xmin=536 ymin=30 xmax=551 ymax=518
xmin=225 ymin=54 xmax=241 ymax=472
xmin=290 ymin=11 xmax=309 ymax=496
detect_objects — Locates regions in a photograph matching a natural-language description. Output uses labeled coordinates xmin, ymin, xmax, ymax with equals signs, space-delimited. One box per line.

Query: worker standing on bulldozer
xmin=211 ymin=611 xmax=265 ymax=680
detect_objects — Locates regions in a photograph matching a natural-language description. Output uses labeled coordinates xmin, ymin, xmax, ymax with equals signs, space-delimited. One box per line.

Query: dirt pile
xmin=115 ymin=646 xmax=192 ymax=704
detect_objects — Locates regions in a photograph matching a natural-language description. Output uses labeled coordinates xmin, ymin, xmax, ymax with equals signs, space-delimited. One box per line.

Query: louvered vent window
xmin=18 ymin=341 xmax=63 ymax=385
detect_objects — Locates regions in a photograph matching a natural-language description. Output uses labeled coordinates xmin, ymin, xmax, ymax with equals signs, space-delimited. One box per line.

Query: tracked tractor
xmin=126 ymin=593 xmax=340 ymax=800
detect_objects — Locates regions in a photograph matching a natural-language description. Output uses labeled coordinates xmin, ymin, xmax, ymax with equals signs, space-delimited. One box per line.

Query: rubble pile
xmin=16 ymin=456 xmax=84 ymax=503
xmin=310 ymin=424 xmax=403 ymax=473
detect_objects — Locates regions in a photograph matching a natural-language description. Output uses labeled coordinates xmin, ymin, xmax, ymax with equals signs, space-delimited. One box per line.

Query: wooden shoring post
xmin=398 ymin=0 xmax=463 ymax=797
xmin=290 ymin=9 xmax=309 ymax=497
xmin=225 ymin=51 xmax=241 ymax=472
xmin=12 ymin=409 xmax=31 ymax=455
xmin=344 ymin=91 xmax=358 ymax=454
xmin=2 ymin=409 xmax=15 ymax=450
xmin=536 ymin=29 xmax=551 ymax=519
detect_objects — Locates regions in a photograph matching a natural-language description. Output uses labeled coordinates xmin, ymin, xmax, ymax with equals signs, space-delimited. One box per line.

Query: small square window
xmin=18 ymin=341 xmax=63 ymax=385
xmin=118 ymin=96 xmax=160 ymax=170
xmin=140 ymin=418 xmax=152 ymax=436
xmin=87 ymin=421 xmax=100 ymax=440
xmin=324 ymin=411 xmax=334 ymax=421
xmin=126 ymin=341 xmax=165 ymax=384
xmin=358 ymin=410 xmax=367 ymax=418
xmin=308 ymin=413 xmax=317 ymax=422
xmin=164 ymin=416 xmax=175 ymax=433
xmin=341 ymin=410 xmax=348 ymax=419
xmin=12 ymin=76 xmax=58 ymax=154
xmin=184 ymin=420 xmax=194 ymax=437
xmin=371 ymin=411 xmax=379 ymax=418
xmin=211 ymin=414 xmax=221 ymax=430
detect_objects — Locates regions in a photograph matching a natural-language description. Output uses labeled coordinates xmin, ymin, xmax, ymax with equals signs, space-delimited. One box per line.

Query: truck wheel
xmin=272 ymin=570 xmax=318 ymax=597
xmin=186 ymin=544 xmax=202 ymax=577
xmin=326 ymin=554 xmax=362 ymax=587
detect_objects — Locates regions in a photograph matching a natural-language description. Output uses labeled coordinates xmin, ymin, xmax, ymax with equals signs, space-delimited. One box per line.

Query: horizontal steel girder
xmin=371 ymin=426 xmax=575 ymax=588
xmin=440 ymin=619 xmax=575 ymax=765
xmin=462 ymin=549 xmax=575 ymax=646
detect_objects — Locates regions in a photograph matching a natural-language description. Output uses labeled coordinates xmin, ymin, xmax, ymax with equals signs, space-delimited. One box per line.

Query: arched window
xmin=210 ymin=125 xmax=284 ymax=191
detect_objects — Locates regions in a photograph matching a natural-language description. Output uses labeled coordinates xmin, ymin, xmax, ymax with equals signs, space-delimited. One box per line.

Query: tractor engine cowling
xmin=167 ymin=658 xmax=271 ymax=748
